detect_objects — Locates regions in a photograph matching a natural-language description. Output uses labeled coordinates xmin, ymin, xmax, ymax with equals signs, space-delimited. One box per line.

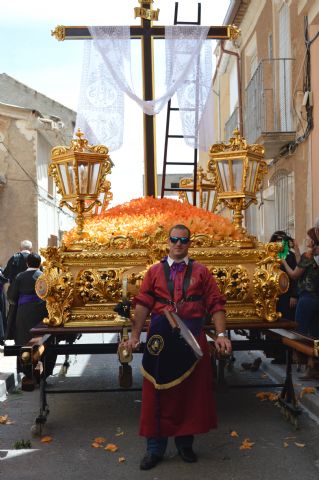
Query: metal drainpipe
xmin=220 ymin=41 xmax=244 ymax=137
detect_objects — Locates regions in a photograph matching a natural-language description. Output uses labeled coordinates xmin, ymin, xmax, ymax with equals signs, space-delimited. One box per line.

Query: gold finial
xmin=134 ymin=0 xmax=159 ymax=21
xmin=51 ymin=25 xmax=66 ymax=41
xmin=228 ymin=25 xmax=241 ymax=41
xmin=51 ymin=129 xmax=109 ymax=156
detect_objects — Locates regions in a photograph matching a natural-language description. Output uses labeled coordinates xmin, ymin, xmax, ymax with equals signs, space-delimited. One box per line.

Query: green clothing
xmin=297 ymin=254 xmax=319 ymax=296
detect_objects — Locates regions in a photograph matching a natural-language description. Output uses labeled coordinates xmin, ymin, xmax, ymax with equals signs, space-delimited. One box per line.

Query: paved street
xmin=1 ymin=335 xmax=319 ymax=480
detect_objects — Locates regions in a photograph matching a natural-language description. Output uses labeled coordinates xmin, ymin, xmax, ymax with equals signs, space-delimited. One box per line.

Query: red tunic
xmin=134 ymin=260 xmax=226 ymax=438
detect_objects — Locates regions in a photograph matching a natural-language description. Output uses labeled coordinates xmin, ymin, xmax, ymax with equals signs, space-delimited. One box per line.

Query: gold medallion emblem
xmin=147 ymin=335 xmax=164 ymax=356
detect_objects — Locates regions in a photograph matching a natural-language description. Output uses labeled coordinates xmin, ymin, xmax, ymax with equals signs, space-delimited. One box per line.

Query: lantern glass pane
xmin=58 ymin=164 xmax=69 ymax=194
xmin=206 ymin=190 xmax=216 ymax=211
xmin=89 ymin=163 xmax=101 ymax=194
xmin=78 ymin=163 xmax=89 ymax=194
xmin=186 ymin=189 xmax=193 ymax=204
xmin=67 ymin=163 xmax=76 ymax=194
xmin=248 ymin=160 xmax=258 ymax=192
xmin=218 ymin=161 xmax=230 ymax=191
xmin=232 ymin=159 xmax=243 ymax=191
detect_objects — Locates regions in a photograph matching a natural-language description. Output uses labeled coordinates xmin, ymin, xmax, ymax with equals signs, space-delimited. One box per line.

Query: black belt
xmin=147 ymin=291 xmax=203 ymax=305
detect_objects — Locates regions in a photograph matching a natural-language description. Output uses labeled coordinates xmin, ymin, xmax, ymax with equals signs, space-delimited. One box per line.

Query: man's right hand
xmin=121 ymin=336 xmax=140 ymax=354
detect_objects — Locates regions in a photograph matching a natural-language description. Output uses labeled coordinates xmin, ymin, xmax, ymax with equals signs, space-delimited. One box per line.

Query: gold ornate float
xmin=36 ymin=130 xmax=288 ymax=328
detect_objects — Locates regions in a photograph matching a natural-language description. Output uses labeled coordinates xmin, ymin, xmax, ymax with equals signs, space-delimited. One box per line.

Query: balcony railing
xmin=244 ymin=58 xmax=295 ymax=145
xmin=224 ymin=106 xmax=239 ymax=141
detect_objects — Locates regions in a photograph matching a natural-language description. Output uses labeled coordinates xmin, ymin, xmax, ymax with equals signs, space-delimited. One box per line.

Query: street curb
xmin=261 ymin=360 xmax=319 ymax=421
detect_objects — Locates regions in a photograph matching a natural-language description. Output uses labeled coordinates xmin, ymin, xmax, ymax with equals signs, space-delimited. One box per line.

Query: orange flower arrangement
xmin=63 ymin=196 xmax=242 ymax=246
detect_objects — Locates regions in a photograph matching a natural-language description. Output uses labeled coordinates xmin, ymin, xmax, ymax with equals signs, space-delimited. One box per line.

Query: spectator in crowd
xmin=0 ymin=269 xmax=7 ymax=345
xmin=9 ymin=253 xmax=46 ymax=345
xmin=282 ymin=227 xmax=319 ymax=379
xmin=8 ymin=252 xmax=56 ymax=389
xmin=3 ymin=240 xmax=32 ymax=340
xmin=270 ymin=231 xmax=299 ymax=321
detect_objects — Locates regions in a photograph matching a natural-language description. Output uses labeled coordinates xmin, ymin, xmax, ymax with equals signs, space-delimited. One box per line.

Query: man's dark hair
xmin=26 ymin=253 xmax=41 ymax=269
xmin=269 ymin=230 xmax=289 ymax=243
xmin=169 ymin=224 xmax=191 ymax=238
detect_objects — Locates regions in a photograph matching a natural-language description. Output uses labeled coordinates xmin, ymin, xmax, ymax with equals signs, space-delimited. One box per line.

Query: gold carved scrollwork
xmin=51 ymin=25 xmax=66 ymax=41
xmin=35 ymin=268 xmax=74 ymax=327
xmin=48 ymin=164 xmax=63 ymax=196
xmin=134 ymin=7 xmax=159 ymax=21
xmin=127 ymin=271 xmax=146 ymax=291
xmin=76 ymin=269 xmax=124 ymax=303
xmin=252 ymin=243 xmax=289 ymax=322
xmin=209 ymin=129 xmax=264 ymax=156
xmin=210 ymin=266 xmax=250 ymax=301
xmin=51 ymin=130 xmax=109 ymax=156
xmin=39 ymin=246 xmax=64 ymax=269
xmin=228 ymin=25 xmax=241 ymax=41
xmin=147 ymin=246 xmax=168 ymax=267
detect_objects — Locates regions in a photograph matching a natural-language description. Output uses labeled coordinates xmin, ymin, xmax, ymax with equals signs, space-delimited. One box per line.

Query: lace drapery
xmin=165 ymin=26 xmax=212 ymax=150
xmin=76 ymin=25 xmax=213 ymax=151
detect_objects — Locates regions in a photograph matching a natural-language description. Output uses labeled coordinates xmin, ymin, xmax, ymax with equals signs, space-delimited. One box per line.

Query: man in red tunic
xmin=124 ymin=224 xmax=232 ymax=470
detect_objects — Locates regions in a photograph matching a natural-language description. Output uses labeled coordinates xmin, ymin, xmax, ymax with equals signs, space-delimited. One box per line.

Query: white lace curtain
xmin=75 ymin=25 xmax=213 ymax=152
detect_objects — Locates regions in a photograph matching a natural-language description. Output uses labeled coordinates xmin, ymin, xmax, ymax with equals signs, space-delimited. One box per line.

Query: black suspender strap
xmin=182 ymin=260 xmax=193 ymax=300
xmin=146 ymin=259 xmax=202 ymax=306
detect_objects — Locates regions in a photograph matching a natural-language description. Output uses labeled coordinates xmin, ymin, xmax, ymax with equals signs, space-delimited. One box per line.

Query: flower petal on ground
xmin=91 ymin=442 xmax=102 ymax=448
xmin=256 ymin=391 xmax=279 ymax=401
xmin=239 ymin=438 xmax=255 ymax=450
xmin=41 ymin=436 xmax=53 ymax=443
xmin=300 ymin=387 xmax=316 ymax=398
xmin=105 ymin=443 xmax=118 ymax=452
xmin=94 ymin=437 xmax=106 ymax=444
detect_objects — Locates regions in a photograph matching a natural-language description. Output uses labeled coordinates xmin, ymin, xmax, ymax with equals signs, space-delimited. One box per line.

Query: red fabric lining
xmin=139 ymin=331 xmax=217 ymax=437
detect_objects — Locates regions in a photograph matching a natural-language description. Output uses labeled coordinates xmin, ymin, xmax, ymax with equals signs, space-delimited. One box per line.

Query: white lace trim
xmin=76 ymin=25 xmax=212 ymax=152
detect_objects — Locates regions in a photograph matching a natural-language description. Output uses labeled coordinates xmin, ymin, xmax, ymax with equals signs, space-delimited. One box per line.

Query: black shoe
xmin=140 ymin=453 xmax=162 ymax=470
xmin=178 ymin=447 xmax=198 ymax=463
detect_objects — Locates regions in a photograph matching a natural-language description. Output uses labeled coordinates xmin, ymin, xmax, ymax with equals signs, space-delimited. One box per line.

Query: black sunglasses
xmin=169 ymin=236 xmax=190 ymax=245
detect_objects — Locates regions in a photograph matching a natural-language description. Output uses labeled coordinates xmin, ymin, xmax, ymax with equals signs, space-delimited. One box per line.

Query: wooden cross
xmin=52 ymin=1 xmax=239 ymax=197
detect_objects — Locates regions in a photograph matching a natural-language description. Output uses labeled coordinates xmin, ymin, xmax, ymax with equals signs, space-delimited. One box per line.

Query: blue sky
xmin=0 ymin=0 xmax=230 ymax=204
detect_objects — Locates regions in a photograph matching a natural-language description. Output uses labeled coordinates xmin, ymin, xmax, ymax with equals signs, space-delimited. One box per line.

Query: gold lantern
xmin=179 ymin=166 xmax=218 ymax=212
xmin=208 ymin=129 xmax=267 ymax=233
xmin=48 ymin=129 xmax=112 ymax=235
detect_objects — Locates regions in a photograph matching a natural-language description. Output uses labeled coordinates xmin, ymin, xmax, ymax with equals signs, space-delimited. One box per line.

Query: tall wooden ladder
xmin=160 ymin=2 xmax=202 ymax=206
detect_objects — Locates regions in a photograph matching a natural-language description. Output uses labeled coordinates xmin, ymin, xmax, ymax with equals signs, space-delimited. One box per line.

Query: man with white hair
xmin=3 ymin=240 xmax=33 ymax=285
xmin=2 ymin=240 xmax=33 ymax=339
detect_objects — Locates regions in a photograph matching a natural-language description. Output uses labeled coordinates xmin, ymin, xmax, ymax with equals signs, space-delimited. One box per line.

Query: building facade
xmin=209 ymin=0 xmax=319 ymax=245
xmin=0 ymin=74 xmax=76 ymax=267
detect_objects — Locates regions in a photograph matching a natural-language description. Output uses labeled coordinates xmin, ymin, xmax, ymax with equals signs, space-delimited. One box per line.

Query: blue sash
xmin=141 ymin=314 xmax=202 ymax=390
xmin=18 ymin=294 xmax=41 ymax=306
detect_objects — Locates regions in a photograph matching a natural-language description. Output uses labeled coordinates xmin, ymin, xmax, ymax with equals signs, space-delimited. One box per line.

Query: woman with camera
xmin=270 ymin=231 xmax=299 ymax=322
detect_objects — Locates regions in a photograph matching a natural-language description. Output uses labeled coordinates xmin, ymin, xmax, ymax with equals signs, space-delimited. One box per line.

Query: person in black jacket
xmin=3 ymin=240 xmax=32 ymax=340
xmin=3 ymin=240 xmax=32 ymax=285
xmin=0 ymin=269 xmax=7 ymax=344
xmin=9 ymin=252 xmax=56 ymax=389
xmin=9 ymin=252 xmax=47 ymax=345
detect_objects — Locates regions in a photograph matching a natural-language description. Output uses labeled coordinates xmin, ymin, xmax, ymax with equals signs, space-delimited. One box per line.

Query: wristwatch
xmin=217 ymin=332 xmax=227 ymax=337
